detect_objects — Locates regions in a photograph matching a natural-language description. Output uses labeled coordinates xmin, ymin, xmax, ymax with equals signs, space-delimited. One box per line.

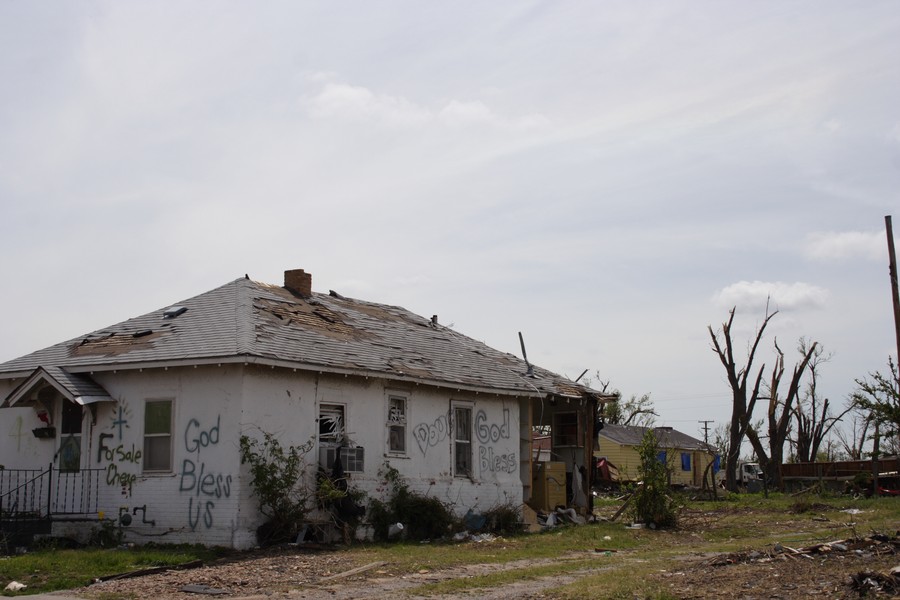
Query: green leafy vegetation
xmin=630 ymin=429 xmax=680 ymax=527
xmin=0 ymin=545 xmax=225 ymax=596
xmin=239 ymin=431 xmax=315 ymax=545
xmin=367 ymin=463 xmax=456 ymax=541
xmin=1 ymin=494 xmax=897 ymax=598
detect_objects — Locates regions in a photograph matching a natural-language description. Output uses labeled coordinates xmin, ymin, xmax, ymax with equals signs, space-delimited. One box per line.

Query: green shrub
xmin=483 ymin=503 xmax=522 ymax=535
xmin=630 ymin=430 xmax=679 ymax=528
xmin=87 ymin=520 xmax=124 ymax=548
xmin=368 ymin=463 xmax=457 ymax=541
xmin=239 ymin=431 xmax=315 ymax=545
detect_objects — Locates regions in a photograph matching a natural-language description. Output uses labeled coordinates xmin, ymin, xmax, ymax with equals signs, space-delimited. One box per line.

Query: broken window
xmin=319 ymin=404 xmax=345 ymax=445
xmin=453 ymin=406 xmax=472 ymax=477
xmin=552 ymin=412 xmax=581 ymax=447
xmin=387 ymin=395 xmax=407 ymax=454
xmin=59 ymin=399 xmax=83 ymax=472
xmin=143 ymin=399 xmax=173 ymax=472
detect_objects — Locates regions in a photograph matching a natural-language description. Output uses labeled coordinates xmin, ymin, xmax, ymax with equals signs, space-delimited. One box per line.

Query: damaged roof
xmin=0 ymin=275 xmax=605 ymax=401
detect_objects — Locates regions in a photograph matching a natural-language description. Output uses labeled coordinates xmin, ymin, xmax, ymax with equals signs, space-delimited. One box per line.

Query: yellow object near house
xmin=531 ymin=461 xmax=567 ymax=511
xmin=595 ymin=424 xmax=716 ymax=487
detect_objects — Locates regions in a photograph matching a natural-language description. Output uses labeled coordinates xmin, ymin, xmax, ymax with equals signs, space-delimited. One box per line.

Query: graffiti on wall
xmin=475 ymin=409 xmax=516 ymax=473
xmin=179 ymin=415 xmax=232 ymax=530
xmin=109 ymin=401 xmax=133 ymax=441
xmin=98 ymin=400 xmax=139 ymax=495
xmin=413 ymin=408 xmax=517 ymax=473
xmin=413 ymin=414 xmax=448 ymax=456
xmin=98 ymin=433 xmax=141 ymax=493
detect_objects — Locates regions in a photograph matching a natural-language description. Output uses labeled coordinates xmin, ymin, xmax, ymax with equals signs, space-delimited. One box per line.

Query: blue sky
xmin=1 ymin=1 xmax=898 ymax=442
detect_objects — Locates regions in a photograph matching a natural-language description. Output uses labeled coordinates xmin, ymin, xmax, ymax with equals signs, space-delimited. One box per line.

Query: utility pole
xmin=885 ymin=215 xmax=900 ymax=364
xmin=698 ymin=420 xmax=714 ymax=445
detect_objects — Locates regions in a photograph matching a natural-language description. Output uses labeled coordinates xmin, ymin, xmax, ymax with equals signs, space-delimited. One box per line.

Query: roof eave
xmin=30 ymin=355 xmax=548 ymax=399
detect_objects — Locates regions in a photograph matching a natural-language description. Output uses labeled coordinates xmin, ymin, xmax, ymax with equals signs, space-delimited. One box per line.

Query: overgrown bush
xmin=482 ymin=503 xmax=522 ymax=535
xmin=87 ymin=520 xmax=124 ymax=547
xmin=368 ymin=463 xmax=457 ymax=541
xmin=630 ymin=430 xmax=679 ymax=528
xmin=239 ymin=431 xmax=314 ymax=545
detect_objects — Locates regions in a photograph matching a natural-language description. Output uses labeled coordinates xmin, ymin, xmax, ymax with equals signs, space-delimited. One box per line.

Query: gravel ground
xmin=56 ymin=507 xmax=899 ymax=599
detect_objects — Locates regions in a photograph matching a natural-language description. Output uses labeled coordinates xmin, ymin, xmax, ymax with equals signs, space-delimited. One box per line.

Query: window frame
xmin=59 ymin=398 xmax=84 ymax=473
xmin=386 ymin=394 xmax=408 ymax=455
xmin=143 ymin=399 xmax=174 ymax=474
xmin=552 ymin=411 xmax=582 ymax=447
xmin=452 ymin=403 xmax=474 ymax=478
xmin=318 ymin=403 xmax=346 ymax=447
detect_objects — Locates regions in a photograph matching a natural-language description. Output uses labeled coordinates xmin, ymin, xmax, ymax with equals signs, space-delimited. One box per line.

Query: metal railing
xmin=0 ymin=465 xmax=104 ymax=519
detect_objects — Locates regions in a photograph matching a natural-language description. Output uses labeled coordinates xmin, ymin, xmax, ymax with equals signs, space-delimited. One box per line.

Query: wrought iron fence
xmin=0 ymin=465 xmax=104 ymax=519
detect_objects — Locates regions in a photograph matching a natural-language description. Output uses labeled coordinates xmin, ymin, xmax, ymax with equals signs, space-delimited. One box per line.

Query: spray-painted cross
xmin=112 ymin=405 xmax=129 ymax=440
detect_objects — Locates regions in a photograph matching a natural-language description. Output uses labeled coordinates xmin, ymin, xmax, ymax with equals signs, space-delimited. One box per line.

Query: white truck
xmin=735 ymin=462 xmax=765 ymax=491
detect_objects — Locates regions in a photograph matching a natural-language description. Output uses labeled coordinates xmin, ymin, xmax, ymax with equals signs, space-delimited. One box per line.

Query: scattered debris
xmin=94 ymin=559 xmax=205 ymax=582
xmin=706 ymin=532 xmax=899 ymax=567
xmin=536 ymin=506 xmax=587 ymax=528
xmin=180 ymin=583 xmax=229 ymax=595
xmin=452 ymin=532 xmax=499 ymax=543
xmin=849 ymin=566 xmax=900 ymax=595
xmin=316 ymin=561 xmax=387 ymax=584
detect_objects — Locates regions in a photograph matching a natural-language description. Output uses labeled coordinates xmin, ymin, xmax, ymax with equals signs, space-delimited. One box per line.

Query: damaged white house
xmin=0 ymin=269 xmax=612 ymax=548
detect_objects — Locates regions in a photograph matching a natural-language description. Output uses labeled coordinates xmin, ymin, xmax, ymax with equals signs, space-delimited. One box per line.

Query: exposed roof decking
xmin=0 ymin=277 xmax=602 ymax=400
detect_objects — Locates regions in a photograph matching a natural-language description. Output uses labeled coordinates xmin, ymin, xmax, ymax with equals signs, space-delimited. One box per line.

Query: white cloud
xmin=302 ymin=79 xmax=548 ymax=130
xmin=712 ymin=281 xmax=828 ymax=312
xmin=803 ymin=231 xmax=885 ymax=261
xmin=303 ymin=82 xmax=431 ymax=125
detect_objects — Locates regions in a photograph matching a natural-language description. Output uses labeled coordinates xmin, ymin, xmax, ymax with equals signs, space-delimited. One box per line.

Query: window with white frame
xmin=319 ymin=404 xmax=345 ymax=445
xmin=143 ymin=399 xmax=173 ymax=472
xmin=453 ymin=405 xmax=472 ymax=477
xmin=387 ymin=395 xmax=407 ymax=454
xmin=318 ymin=404 xmax=364 ymax=472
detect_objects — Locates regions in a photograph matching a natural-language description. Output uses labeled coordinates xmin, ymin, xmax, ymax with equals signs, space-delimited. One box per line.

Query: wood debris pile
xmin=849 ymin=566 xmax=900 ymax=596
xmin=707 ymin=532 xmax=899 ymax=567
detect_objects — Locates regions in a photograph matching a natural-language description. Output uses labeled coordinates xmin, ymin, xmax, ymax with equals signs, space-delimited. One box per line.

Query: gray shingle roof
xmin=4 ymin=366 xmax=114 ymax=407
xmin=0 ymin=276 xmax=602 ymax=400
xmin=599 ymin=424 xmax=712 ymax=451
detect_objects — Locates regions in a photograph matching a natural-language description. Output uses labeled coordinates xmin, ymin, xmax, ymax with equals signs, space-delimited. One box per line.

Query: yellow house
xmin=595 ymin=424 xmax=716 ymax=487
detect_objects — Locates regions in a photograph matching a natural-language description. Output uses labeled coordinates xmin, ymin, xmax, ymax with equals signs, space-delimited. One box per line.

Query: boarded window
xmin=143 ymin=400 xmax=173 ymax=472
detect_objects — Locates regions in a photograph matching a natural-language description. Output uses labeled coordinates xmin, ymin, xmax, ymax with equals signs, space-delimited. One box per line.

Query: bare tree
xmin=712 ymin=422 xmax=731 ymax=462
xmin=851 ymin=358 xmax=900 ymax=453
xmin=708 ymin=306 xmax=775 ymax=491
xmin=791 ymin=340 xmax=852 ymax=463
xmin=834 ymin=406 xmax=873 ymax=460
xmin=604 ymin=393 xmax=657 ymax=427
xmin=742 ymin=337 xmax=818 ymax=487
xmin=583 ymin=374 xmax=657 ymax=428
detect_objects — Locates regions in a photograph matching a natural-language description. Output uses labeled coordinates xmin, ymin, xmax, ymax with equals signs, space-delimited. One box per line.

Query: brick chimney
xmin=284 ymin=269 xmax=312 ymax=297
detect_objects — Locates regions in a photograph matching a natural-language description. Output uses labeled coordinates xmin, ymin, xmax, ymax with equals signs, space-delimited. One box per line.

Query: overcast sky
xmin=2 ymin=1 xmax=898 ymax=442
